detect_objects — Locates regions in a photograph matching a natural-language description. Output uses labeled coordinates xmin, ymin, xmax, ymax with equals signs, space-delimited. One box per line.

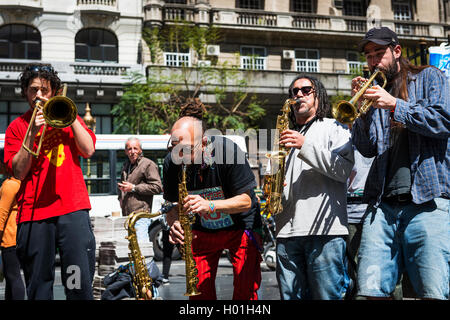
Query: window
xmin=291 ymin=0 xmax=314 ymax=13
xmin=81 ymin=150 xmax=111 ymax=194
xmin=75 ymin=28 xmax=118 ymax=63
xmin=393 ymin=1 xmax=412 ymax=20
xmin=240 ymin=46 xmax=267 ymax=70
xmin=343 ymin=0 xmax=364 ymax=16
xmin=165 ymin=0 xmax=187 ymax=3
xmin=164 ymin=52 xmax=190 ymax=67
xmin=393 ymin=1 xmax=413 ymax=34
xmin=347 ymin=51 xmax=363 ymax=74
xmin=236 ymin=0 xmax=264 ymax=10
xmin=0 ymin=24 xmax=41 ymax=59
xmin=79 ymin=144 xmax=168 ymax=195
xmin=295 ymin=49 xmax=320 ymax=72
xmin=0 ymin=101 xmax=29 ymax=133
xmin=78 ymin=103 xmax=113 ymax=134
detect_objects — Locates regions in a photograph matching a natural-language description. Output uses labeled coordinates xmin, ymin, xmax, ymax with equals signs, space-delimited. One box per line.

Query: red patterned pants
xmin=189 ymin=229 xmax=262 ymax=300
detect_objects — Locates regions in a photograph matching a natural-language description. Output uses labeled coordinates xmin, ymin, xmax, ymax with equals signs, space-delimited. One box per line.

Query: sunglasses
xmin=167 ymin=137 xmax=201 ymax=154
xmin=292 ymin=86 xmax=314 ymax=96
xmin=27 ymin=65 xmax=54 ymax=73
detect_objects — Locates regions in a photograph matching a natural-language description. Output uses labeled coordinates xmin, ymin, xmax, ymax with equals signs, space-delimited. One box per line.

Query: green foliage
xmin=111 ymin=71 xmax=181 ymax=134
xmin=113 ymin=23 xmax=266 ymax=134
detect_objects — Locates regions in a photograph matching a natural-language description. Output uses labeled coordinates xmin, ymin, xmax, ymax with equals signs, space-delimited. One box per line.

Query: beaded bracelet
xmin=208 ymin=201 xmax=216 ymax=214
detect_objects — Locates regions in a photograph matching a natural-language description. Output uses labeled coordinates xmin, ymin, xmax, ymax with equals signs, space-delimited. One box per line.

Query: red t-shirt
xmin=4 ymin=109 xmax=96 ymax=223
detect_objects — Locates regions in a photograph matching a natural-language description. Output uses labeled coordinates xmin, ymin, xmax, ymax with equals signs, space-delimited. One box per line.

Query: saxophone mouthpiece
xmin=290 ymin=98 xmax=301 ymax=105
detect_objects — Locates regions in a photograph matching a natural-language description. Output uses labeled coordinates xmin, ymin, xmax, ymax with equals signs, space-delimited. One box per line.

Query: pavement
xmin=0 ymin=256 xmax=280 ymax=300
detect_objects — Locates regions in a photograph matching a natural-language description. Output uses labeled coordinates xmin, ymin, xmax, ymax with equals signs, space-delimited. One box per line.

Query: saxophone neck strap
xmin=294 ymin=116 xmax=318 ymax=135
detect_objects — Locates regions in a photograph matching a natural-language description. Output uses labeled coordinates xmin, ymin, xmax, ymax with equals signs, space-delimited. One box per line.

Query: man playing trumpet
xmin=351 ymin=27 xmax=449 ymax=300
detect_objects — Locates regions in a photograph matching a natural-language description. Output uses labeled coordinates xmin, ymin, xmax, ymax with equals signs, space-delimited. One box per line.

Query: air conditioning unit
xmin=282 ymin=50 xmax=295 ymax=60
xmin=198 ymin=60 xmax=211 ymax=67
xmin=333 ymin=0 xmax=343 ymax=9
xmin=206 ymin=44 xmax=220 ymax=56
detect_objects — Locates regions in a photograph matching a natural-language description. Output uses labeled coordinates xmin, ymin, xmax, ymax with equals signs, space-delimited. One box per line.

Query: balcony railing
xmin=345 ymin=19 xmax=367 ymax=33
xmin=163 ymin=7 xmax=195 ymax=22
xmin=77 ymin=0 xmax=119 ymax=15
xmin=144 ymin=6 xmax=444 ymax=39
xmin=71 ymin=63 xmax=129 ymax=76
xmin=395 ymin=21 xmax=430 ymax=36
xmin=0 ymin=59 xmax=132 ymax=78
xmin=292 ymin=14 xmax=330 ymax=30
xmin=236 ymin=11 xmax=277 ymax=27
xmin=77 ymin=0 xmax=116 ymax=5
xmin=0 ymin=0 xmax=42 ymax=9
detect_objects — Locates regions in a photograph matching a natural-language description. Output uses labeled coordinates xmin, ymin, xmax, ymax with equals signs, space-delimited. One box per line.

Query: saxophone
xmin=125 ymin=210 xmax=162 ymax=300
xmin=178 ymin=164 xmax=201 ymax=296
xmin=263 ymin=98 xmax=299 ymax=216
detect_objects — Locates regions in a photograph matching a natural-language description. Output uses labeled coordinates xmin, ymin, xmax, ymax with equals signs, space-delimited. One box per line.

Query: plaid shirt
xmin=352 ymin=67 xmax=450 ymax=206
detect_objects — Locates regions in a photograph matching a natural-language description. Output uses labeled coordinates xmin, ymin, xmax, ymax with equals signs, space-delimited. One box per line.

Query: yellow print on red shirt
xmin=36 ymin=129 xmax=66 ymax=167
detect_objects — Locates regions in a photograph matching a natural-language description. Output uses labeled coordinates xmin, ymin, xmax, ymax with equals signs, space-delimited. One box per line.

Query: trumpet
xmin=22 ymin=84 xmax=78 ymax=157
xmin=332 ymin=69 xmax=387 ymax=125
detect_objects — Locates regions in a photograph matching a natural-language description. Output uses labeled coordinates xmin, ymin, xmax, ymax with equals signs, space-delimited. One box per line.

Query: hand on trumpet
xmin=351 ymin=76 xmax=368 ymax=97
xmin=362 ymin=85 xmax=397 ymax=111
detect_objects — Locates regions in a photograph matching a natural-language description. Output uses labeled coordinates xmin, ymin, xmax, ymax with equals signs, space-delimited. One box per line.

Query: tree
xmin=112 ymin=21 xmax=266 ymax=134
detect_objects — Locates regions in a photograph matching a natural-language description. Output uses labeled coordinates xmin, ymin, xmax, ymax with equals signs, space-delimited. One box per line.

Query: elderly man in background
xmin=118 ymin=137 xmax=163 ymax=242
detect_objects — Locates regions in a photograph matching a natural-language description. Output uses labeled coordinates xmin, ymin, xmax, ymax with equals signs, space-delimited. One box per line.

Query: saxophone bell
xmin=125 ymin=210 xmax=163 ymax=300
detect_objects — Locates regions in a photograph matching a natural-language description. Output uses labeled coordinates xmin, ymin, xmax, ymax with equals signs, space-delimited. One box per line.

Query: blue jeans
xmin=135 ymin=217 xmax=151 ymax=244
xmin=357 ymin=197 xmax=449 ymax=300
xmin=276 ymin=235 xmax=349 ymax=300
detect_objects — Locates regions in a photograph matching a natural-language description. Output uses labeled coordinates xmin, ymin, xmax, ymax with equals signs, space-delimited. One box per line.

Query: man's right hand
xmin=169 ymin=221 xmax=184 ymax=245
xmin=31 ymin=108 xmax=45 ymax=135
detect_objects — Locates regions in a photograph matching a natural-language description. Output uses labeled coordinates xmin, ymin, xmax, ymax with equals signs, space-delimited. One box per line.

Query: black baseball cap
xmin=358 ymin=27 xmax=400 ymax=52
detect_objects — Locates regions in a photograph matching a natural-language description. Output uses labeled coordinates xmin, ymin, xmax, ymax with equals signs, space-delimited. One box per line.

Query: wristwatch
xmin=132 ymin=184 xmax=136 ymax=192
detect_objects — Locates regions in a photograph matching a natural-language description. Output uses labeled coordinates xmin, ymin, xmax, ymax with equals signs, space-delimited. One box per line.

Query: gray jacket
xmin=118 ymin=155 xmax=163 ymax=216
xmin=275 ymin=118 xmax=354 ymax=237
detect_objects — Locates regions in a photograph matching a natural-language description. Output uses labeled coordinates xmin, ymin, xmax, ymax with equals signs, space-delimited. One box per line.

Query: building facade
xmin=0 ymin=0 xmax=143 ymax=134
xmin=143 ymin=0 xmax=449 ymax=128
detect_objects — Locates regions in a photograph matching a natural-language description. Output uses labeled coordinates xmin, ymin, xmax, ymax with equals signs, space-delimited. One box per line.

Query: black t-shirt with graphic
xmin=163 ymin=136 xmax=261 ymax=233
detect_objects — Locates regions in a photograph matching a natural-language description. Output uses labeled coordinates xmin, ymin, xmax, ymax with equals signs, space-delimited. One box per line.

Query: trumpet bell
xmin=331 ymin=101 xmax=358 ymax=126
xmin=43 ymin=96 xmax=78 ymax=129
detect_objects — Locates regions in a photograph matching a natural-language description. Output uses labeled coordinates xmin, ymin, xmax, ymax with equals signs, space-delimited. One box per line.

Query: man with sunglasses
xmin=274 ymin=74 xmax=354 ymax=300
xmin=3 ymin=63 xmax=96 ymax=300
xmin=351 ymin=27 xmax=449 ymax=300
xmin=163 ymin=98 xmax=263 ymax=300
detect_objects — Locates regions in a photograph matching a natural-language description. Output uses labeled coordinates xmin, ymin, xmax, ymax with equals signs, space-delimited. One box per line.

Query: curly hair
xmin=19 ymin=63 xmax=61 ymax=97
xmin=287 ymin=74 xmax=331 ymax=128
xmin=178 ymin=97 xmax=209 ymax=132
xmin=179 ymin=97 xmax=206 ymax=119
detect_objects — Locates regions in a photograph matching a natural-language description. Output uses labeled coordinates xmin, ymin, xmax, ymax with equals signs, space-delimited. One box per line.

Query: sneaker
xmin=162 ymin=278 xmax=170 ymax=285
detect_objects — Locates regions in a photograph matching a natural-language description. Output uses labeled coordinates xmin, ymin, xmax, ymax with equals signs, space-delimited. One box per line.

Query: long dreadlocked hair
xmin=287 ymin=74 xmax=331 ymax=129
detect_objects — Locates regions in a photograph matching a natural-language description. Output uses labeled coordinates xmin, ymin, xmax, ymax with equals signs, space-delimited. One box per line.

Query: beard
xmin=372 ymin=48 xmax=399 ymax=83
xmin=378 ymin=60 xmax=398 ymax=83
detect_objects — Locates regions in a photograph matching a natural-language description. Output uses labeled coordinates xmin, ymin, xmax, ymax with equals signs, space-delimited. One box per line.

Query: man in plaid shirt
xmin=351 ymin=27 xmax=449 ymax=300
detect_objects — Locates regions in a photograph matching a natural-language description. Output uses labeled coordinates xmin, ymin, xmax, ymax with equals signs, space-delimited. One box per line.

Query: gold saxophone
xmin=263 ymin=98 xmax=299 ymax=216
xmin=178 ymin=164 xmax=201 ymax=297
xmin=125 ymin=210 xmax=162 ymax=300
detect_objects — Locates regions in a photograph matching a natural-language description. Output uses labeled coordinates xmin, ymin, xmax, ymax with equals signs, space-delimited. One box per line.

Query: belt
xmin=383 ymin=193 xmax=412 ymax=204
xmin=347 ymin=196 xmax=363 ymax=204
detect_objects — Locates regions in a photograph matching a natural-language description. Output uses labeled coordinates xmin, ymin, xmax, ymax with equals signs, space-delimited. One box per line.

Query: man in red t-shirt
xmin=4 ymin=63 xmax=96 ymax=300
